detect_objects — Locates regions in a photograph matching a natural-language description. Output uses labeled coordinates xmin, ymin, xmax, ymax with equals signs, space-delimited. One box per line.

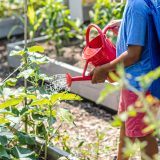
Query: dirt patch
xmin=54 ymin=100 xmax=119 ymax=160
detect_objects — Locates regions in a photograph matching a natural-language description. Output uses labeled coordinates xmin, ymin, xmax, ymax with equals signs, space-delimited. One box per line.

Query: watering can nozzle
xmin=66 ymin=73 xmax=72 ymax=87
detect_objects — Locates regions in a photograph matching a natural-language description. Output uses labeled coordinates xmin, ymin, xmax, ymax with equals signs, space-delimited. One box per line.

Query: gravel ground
xmin=54 ymin=100 xmax=119 ymax=160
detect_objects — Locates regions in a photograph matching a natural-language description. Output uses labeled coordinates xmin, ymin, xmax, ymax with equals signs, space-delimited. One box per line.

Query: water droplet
xmin=44 ymin=74 xmax=70 ymax=93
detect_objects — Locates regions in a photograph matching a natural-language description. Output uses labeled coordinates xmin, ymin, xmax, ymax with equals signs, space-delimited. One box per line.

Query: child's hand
xmin=89 ymin=64 xmax=109 ymax=84
xmin=107 ymin=19 xmax=121 ymax=35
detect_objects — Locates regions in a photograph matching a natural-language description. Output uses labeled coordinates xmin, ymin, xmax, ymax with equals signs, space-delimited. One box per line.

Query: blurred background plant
xmin=39 ymin=0 xmax=82 ymax=56
xmin=1 ymin=0 xmax=126 ymax=54
xmin=0 ymin=0 xmax=23 ymax=18
xmin=90 ymin=0 xmax=125 ymax=43
xmin=97 ymin=64 xmax=160 ymax=159
xmin=8 ymin=0 xmax=45 ymax=40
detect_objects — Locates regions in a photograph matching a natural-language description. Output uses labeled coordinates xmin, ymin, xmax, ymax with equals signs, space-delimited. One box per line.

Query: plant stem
xmin=24 ymin=0 xmax=28 ymax=133
xmin=44 ymin=131 xmax=48 ymax=160
xmin=44 ymin=105 xmax=52 ymax=160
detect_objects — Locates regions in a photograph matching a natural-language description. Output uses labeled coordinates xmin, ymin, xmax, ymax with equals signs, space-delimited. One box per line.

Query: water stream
xmin=1 ymin=65 xmax=69 ymax=93
xmin=44 ymin=74 xmax=70 ymax=93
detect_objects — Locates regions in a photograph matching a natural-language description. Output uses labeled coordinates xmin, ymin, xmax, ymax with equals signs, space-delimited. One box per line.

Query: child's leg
xmin=138 ymin=134 xmax=158 ymax=160
xmin=117 ymin=123 xmax=129 ymax=160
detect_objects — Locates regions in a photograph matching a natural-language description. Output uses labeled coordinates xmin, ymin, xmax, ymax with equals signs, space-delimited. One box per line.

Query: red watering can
xmin=66 ymin=24 xmax=116 ymax=87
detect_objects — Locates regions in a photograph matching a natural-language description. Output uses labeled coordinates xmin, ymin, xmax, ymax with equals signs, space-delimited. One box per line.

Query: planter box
xmin=36 ymin=138 xmax=77 ymax=160
xmin=68 ymin=0 xmax=93 ymax=22
xmin=0 ymin=16 xmax=23 ymax=39
xmin=7 ymin=37 xmax=119 ymax=111
xmin=9 ymin=126 xmax=77 ymax=160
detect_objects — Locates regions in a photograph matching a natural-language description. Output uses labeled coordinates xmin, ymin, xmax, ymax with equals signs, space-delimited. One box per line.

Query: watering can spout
xmin=66 ymin=73 xmax=92 ymax=87
xmin=66 ymin=73 xmax=72 ymax=87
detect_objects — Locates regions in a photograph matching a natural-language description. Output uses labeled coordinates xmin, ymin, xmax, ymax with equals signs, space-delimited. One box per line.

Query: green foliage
xmin=57 ymin=108 xmax=75 ymax=125
xmin=89 ymin=0 xmax=125 ymax=44
xmin=27 ymin=4 xmax=45 ymax=40
xmin=5 ymin=78 xmax=17 ymax=87
xmin=11 ymin=147 xmax=36 ymax=158
xmin=28 ymin=46 xmax=45 ymax=53
xmin=56 ymin=129 xmax=115 ymax=160
xmin=0 ymin=98 xmax=23 ymax=110
xmin=0 ymin=145 xmax=10 ymax=159
xmin=39 ymin=0 xmax=81 ymax=56
xmin=16 ymin=132 xmax=36 ymax=145
xmin=138 ymin=66 xmax=160 ymax=90
xmin=90 ymin=0 xmax=125 ymax=28
xmin=0 ymin=0 xmax=23 ymax=18
xmin=98 ymin=63 xmax=160 ymax=159
xmin=0 ymin=45 xmax=82 ymax=159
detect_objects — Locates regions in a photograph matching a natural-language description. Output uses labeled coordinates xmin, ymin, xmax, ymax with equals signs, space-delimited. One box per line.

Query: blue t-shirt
xmin=116 ymin=0 xmax=159 ymax=90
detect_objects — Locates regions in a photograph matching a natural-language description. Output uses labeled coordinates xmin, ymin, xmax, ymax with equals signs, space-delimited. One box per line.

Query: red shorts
xmin=118 ymin=89 xmax=152 ymax=138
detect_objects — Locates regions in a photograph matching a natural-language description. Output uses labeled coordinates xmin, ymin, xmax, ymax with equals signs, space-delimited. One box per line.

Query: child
xmin=90 ymin=0 xmax=159 ymax=159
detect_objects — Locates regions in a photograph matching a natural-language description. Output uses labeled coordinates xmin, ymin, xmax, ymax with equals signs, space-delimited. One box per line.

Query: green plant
xmin=27 ymin=4 xmax=44 ymax=40
xmin=53 ymin=128 xmax=117 ymax=160
xmin=90 ymin=0 xmax=125 ymax=28
xmin=0 ymin=45 xmax=82 ymax=159
xmin=39 ymin=0 xmax=81 ymax=56
xmin=0 ymin=0 xmax=23 ymax=18
xmin=89 ymin=0 xmax=125 ymax=44
xmin=8 ymin=0 xmax=45 ymax=40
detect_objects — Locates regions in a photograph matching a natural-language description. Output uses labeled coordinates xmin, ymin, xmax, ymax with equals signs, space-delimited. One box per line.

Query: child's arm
xmin=90 ymin=45 xmax=143 ymax=84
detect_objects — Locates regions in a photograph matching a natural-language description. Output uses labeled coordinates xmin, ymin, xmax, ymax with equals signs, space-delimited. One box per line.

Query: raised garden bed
xmin=36 ymin=137 xmax=77 ymax=160
xmin=0 ymin=16 xmax=23 ymax=39
xmin=7 ymin=36 xmax=119 ymax=111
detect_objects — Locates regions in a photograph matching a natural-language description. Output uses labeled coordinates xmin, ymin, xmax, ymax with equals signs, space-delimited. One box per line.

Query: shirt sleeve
xmin=126 ymin=11 xmax=147 ymax=46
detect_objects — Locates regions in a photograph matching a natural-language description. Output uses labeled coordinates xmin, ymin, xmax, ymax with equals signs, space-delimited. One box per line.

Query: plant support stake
xmin=24 ymin=0 xmax=28 ymax=133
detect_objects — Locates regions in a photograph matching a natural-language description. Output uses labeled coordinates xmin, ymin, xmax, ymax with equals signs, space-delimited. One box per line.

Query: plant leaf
xmin=30 ymin=98 xmax=50 ymax=106
xmin=0 ymin=98 xmax=23 ymax=109
xmin=5 ymin=78 xmax=17 ymax=87
xmin=17 ymin=69 xmax=34 ymax=79
xmin=0 ymin=136 xmax=8 ymax=145
xmin=10 ymin=50 xmax=25 ymax=56
xmin=57 ymin=108 xmax=75 ymax=125
xmin=12 ymin=147 xmax=35 ymax=158
xmin=28 ymin=46 xmax=44 ymax=53
xmin=60 ymin=93 xmax=82 ymax=101
xmin=28 ymin=5 xmax=36 ymax=26
xmin=51 ymin=93 xmax=82 ymax=104
xmin=0 ymin=145 xmax=10 ymax=159
xmin=29 ymin=53 xmax=49 ymax=64
xmin=17 ymin=132 xmax=35 ymax=146
xmin=97 ymin=83 xmax=120 ymax=103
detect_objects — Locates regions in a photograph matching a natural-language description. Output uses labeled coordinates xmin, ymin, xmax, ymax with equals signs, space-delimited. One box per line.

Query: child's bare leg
xmin=138 ymin=134 xmax=158 ymax=160
xmin=117 ymin=123 xmax=129 ymax=160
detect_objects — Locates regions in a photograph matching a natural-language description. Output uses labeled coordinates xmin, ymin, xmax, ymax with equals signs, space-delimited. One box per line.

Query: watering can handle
xmin=86 ymin=24 xmax=107 ymax=48
xmin=103 ymin=26 xmax=116 ymax=35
